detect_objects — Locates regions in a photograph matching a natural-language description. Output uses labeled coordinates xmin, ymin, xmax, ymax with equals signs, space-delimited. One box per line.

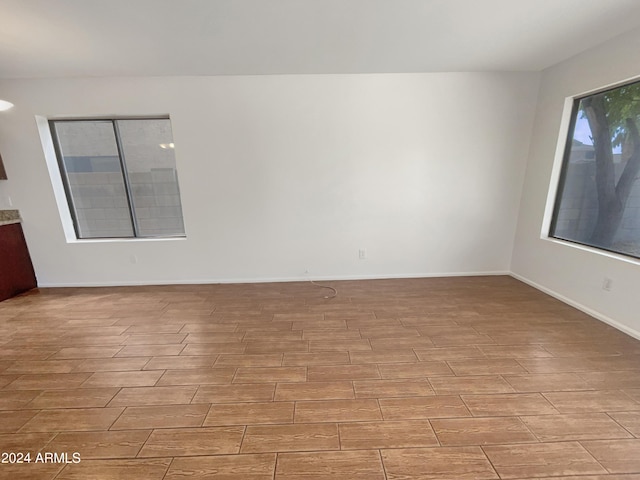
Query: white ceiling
xmin=1 ymin=0 xmax=640 ymax=78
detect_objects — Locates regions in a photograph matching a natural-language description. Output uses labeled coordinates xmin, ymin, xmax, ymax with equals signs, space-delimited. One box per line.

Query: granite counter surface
xmin=0 ymin=209 xmax=21 ymax=226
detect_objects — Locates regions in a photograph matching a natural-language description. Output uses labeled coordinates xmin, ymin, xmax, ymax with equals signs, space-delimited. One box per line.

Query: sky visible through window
xmin=573 ymin=116 xmax=592 ymax=145
xmin=573 ymin=110 xmax=622 ymax=153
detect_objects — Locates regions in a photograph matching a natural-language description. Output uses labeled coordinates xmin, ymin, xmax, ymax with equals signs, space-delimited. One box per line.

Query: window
xmin=550 ymin=80 xmax=640 ymax=259
xmin=50 ymin=118 xmax=185 ymax=239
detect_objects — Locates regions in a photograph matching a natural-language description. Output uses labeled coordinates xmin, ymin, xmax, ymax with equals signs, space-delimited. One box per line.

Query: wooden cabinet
xmin=0 ymin=222 xmax=37 ymax=301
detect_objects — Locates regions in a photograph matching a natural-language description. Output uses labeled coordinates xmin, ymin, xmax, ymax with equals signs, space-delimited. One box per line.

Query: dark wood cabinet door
xmin=0 ymin=223 xmax=37 ymax=301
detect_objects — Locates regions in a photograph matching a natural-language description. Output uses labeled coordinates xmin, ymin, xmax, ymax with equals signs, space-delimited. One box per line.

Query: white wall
xmin=0 ymin=73 xmax=539 ymax=286
xmin=511 ymin=27 xmax=640 ymax=338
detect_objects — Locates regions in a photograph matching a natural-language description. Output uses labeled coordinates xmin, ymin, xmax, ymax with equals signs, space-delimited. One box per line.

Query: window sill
xmin=66 ymin=236 xmax=186 ymax=244
xmin=542 ymin=236 xmax=640 ymax=266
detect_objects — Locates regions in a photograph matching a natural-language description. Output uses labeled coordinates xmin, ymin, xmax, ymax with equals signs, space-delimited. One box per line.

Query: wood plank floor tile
xmin=55 ymin=458 xmax=171 ymax=480
xmin=308 ymin=339 xmax=372 ymax=352
xmin=179 ymin=343 xmax=245 ymax=355
xmin=68 ymin=327 xmax=140 ymax=336
xmin=358 ymin=326 xmax=420 ymax=338
xmin=579 ymin=371 xmax=640 ymax=389
xmin=429 ymin=333 xmax=496 ymax=346
xmin=116 ymin=344 xmax=185 ymax=357
xmin=483 ymin=442 xmax=607 ymax=479
xmin=164 ymin=453 xmax=276 ymax=480
xmin=3 ymin=360 xmax=82 ymax=374
xmin=242 ymin=331 xmax=303 ymax=342
xmin=447 ymin=358 xmax=528 ymax=375
xmin=244 ymin=340 xmax=309 ymax=354
xmin=46 ymin=430 xmax=151 ymax=459
xmin=415 ymin=325 xmax=479 ymax=337
xmin=142 ymin=355 xmax=216 ymax=370
xmin=4 ymin=373 xmax=92 ymax=390
xmin=108 ymin=386 xmax=197 ymax=406
xmin=50 ymin=346 xmax=123 ymax=359
xmin=504 ymin=373 xmax=593 ymax=392
xmin=110 ymin=404 xmax=208 ymax=430
xmin=81 ymin=371 xmax=163 ymax=388
xmin=191 ymin=384 xmax=275 ymax=405
xmin=339 ymin=420 xmax=439 ymax=449
xmin=414 ymin=346 xmax=488 ymax=361
xmin=517 ymin=357 xmax=602 ymax=373
xmin=624 ymin=389 xmax=640 ymax=403
xmin=0 ymin=463 xmax=63 ymax=480
xmin=379 ymin=395 xmax=471 ymax=420
xmin=183 ymin=332 xmax=246 ymax=343
xmin=377 ymin=361 xmax=454 ymax=378
xmin=431 ymin=416 xmax=538 ymax=446
xmin=381 ymin=446 xmax=498 ymax=480
xmin=19 ymin=408 xmax=124 ymax=432
xmin=349 ymin=351 xmax=418 ymax=364
xmin=368 ymin=337 xmax=435 ymax=351
xmin=122 ymin=333 xmax=187 ymax=345
xmin=240 ymin=423 xmax=339 ymax=453
xmin=294 ymin=399 xmax=382 ymax=423
xmin=582 ymin=439 xmax=640 ymax=473
xmin=0 ymin=374 xmax=21 ymax=388
xmin=215 ymin=354 xmax=282 ymax=367
xmin=273 ymin=313 xmax=324 ymax=322
xmin=275 ymin=381 xmax=354 ymax=401
xmin=276 ymin=450 xmax=385 ymax=479
xmin=354 ymin=378 xmax=434 ymax=398
xmin=301 ymin=329 xmax=360 ymax=340
xmin=60 ymin=334 xmax=129 ymax=346
xmin=307 ymin=364 xmax=380 ymax=382
xmin=234 ymin=366 xmax=306 ymax=383
xmin=608 ymin=411 xmax=640 ymax=437
xmin=0 ymin=348 xmax=59 ymax=361
xmin=399 ymin=317 xmax=461 ymax=327
xmin=74 ymin=357 xmax=152 ymax=372
xmin=156 ymin=368 xmax=236 ymax=386
xmin=542 ymin=343 xmax=628 ymax=357
xmin=478 ymin=345 xmax=554 ymax=358
xmin=521 ymin=413 xmax=633 ymax=441
xmin=461 ymin=393 xmax=558 ymax=416
xmin=0 ymin=432 xmax=55 ymax=454
xmin=28 ymin=388 xmax=119 ymax=409
xmin=124 ymin=324 xmax=185 ymax=334
xmin=282 ymin=352 xmax=349 ymax=366
xmin=429 ymin=375 xmax=515 ymax=395
xmin=0 ymin=390 xmax=42 ymax=410
xmin=543 ymin=390 xmax=640 ymax=413
xmin=138 ymin=426 xmax=244 ymax=457
xmin=204 ymin=401 xmax=294 ymax=426
xmin=0 ymin=410 xmax=40 ymax=433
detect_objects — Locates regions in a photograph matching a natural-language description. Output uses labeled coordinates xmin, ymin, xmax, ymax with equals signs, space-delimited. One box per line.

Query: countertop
xmin=0 ymin=209 xmax=21 ymax=226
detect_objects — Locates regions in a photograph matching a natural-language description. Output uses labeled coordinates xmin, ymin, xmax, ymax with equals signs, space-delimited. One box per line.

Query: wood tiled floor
xmin=0 ymin=275 xmax=639 ymax=479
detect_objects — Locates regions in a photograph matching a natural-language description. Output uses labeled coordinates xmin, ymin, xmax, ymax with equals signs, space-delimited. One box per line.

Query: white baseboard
xmin=510 ymin=272 xmax=640 ymax=342
xmin=36 ymin=270 xmax=510 ymax=288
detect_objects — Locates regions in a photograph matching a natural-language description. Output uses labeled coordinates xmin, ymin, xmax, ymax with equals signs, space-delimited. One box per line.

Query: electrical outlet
xmin=359 ymin=248 xmax=367 ymax=260
xmin=602 ymin=277 xmax=613 ymax=291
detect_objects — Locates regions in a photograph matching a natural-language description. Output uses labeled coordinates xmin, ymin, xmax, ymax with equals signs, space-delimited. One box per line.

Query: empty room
xmin=1 ymin=0 xmax=640 ymax=479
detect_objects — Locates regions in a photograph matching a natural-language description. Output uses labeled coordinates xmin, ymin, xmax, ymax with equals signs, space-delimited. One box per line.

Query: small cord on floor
xmin=309 ymin=279 xmax=338 ymax=299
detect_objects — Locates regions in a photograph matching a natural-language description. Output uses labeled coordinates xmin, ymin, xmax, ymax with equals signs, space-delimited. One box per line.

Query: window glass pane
xmin=551 ymin=82 xmax=640 ymax=259
xmin=116 ymin=119 xmax=185 ymax=237
xmin=53 ymin=121 xmax=134 ymax=239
